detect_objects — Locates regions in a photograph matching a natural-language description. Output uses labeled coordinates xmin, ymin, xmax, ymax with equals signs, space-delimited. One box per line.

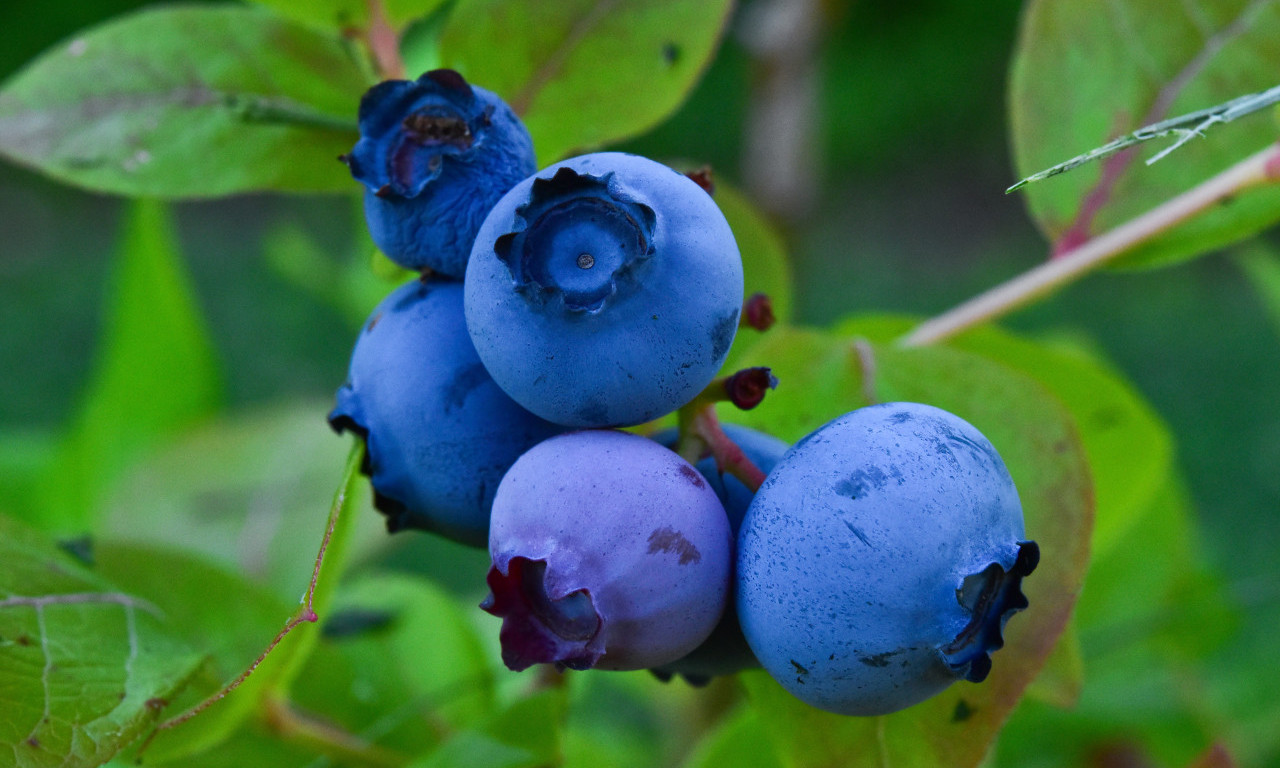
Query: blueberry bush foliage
xmin=1 ymin=0 xmax=1279 ymax=766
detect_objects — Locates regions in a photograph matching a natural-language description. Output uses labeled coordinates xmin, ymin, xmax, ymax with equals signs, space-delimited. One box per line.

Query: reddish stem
xmin=365 ymin=0 xmax=405 ymax=80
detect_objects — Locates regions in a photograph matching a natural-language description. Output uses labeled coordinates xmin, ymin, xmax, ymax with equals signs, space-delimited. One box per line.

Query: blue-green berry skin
xmin=737 ymin=403 xmax=1033 ymax=716
xmin=329 ymin=279 xmax=563 ymax=547
xmin=347 ymin=70 xmax=536 ymax=278
xmin=650 ymin=425 xmax=790 ymax=683
xmin=464 ymin=152 xmax=744 ymax=428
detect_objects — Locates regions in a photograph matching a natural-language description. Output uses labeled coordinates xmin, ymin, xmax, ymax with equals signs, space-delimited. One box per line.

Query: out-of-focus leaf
xmin=133 ymin=442 xmax=368 ymax=763
xmin=1009 ymin=0 xmax=1280 ymax=268
xmin=318 ymin=573 xmax=496 ymax=731
xmin=1235 ymin=238 xmax=1280 ymax=340
xmin=412 ymin=689 xmax=567 ymax=768
xmin=715 ymin=180 xmax=795 ymax=325
xmin=263 ymin=219 xmax=398 ymax=329
xmin=97 ymin=402 xmax=383 ymax=602
xmin=681 ymin=705 xmax=784 ymax=768
xmin=35 ymin=200 xmax=220 ymax=536
xmin=0 ymin=514 xmax=204 ymax=768
xmin=729 ymin=322 xmax=1093 ymax=768
xmin=995 ymin=477 xmax=1237 ymax=768
xmin=1022 ymin=622 xmax=1083 ymax=709
xmin=440 ymin=0 xmax=734 ymax=165
xmin=0 ymin=6 xmax=367 ymax=197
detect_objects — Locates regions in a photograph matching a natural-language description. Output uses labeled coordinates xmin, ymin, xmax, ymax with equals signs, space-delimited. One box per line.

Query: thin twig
xmin=1008 ymin=84 xmax=1280 ymax=193
xmin=902 ymin=143 xmax=1280 ymax=347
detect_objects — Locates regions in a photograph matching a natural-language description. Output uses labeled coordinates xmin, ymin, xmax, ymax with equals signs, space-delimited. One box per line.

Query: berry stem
xmin=899 ymin=141 xmax=1280 ymax=347
xmin=675 ymin=403 xmax=768 ymax=493
xmin=365 ymin=0 xmax=405 ymax=80
xmin=262 ymin=696 xmax=409 ymax=768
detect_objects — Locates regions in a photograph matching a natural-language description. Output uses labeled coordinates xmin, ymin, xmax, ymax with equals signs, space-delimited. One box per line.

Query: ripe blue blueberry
xmin=481 ymin=429 xmax=732 ymax=671
xmin=344 ymin=69 xmax=536 ymax=278
xmin=329 ymin=278 xmax=563 ymax=547
xmin=736 ymin=402 xmax=1038 ymax=716
xmin=650 ymin=424 xmax=790 ymax=684
xmin=464 ymin=152 xmax=744 ymax=428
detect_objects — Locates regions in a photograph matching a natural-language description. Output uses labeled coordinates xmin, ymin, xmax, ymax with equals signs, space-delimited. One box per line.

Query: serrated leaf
xmin=0 ymin=514 xmax=204 ymax=768
xmin=34 ymin=199 xmax=220 ymax=536
xmin=1008 ymin=0 xmax=1280 ymax=269
xmin=729 ymin=324 xmax=1093 ymax=768
xmin=0 ymin=6 xmax=368 ymax=197
xmin=440 ymin=0 xmax=734 ymax=165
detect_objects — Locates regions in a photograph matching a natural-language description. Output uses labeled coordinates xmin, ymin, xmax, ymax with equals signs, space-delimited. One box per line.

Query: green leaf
xmin=1235 ymin=237 xmax=1280 ymax=340
xmin=995 ymin=477 xmax=1236 ymax=768
xmin=0 ymin=514 xmax=204 ymax=768
xmin=316 ymin=572 xmax=496 ymax=731
xmin=134 ymin=441 xmax=368 ymax=763
xmin=34 ymin=200 xmax=221 ymax=536
xmin=440 ymin=0 xmax=734 ymax=165
xmin=681 ymin=705 xmax=785 ymax=768
xmin=96 ymin=402 xmax=383 ymax=603
xmin=0 ymin=6 xmax=368 ymax=197
xmin=715 ymin=181 xmax=795 ymax=325
xmin=1009 ymin=0 xmax=1280 ymax=268
xmin=729 ymin=323 xmax=1093 ymax=768
xmin=413 ymin=689 xmax=568 ymax=768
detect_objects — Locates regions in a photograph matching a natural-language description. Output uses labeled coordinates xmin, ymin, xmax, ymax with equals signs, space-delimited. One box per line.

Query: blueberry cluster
xmin=331 ymin=71 xmax=1037 ymax=717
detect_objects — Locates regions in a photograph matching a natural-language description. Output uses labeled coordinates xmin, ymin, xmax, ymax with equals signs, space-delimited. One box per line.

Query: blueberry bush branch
xmin=901 ymin=142 xmax=1280 ymax=347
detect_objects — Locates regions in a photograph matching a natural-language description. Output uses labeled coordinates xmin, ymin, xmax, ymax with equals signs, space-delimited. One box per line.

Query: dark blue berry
xmin=329 ymin=279 xmax=563 ymax=546
xmin=345 ymin=69 xmax=535 ymax=277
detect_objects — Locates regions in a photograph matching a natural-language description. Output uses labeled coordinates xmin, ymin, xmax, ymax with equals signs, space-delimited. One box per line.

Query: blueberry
xmin=329 ymin=278 xmax=563 ymax=547
xmin=481 ymin=429 xmax=732 ymax=671
xmin=464 ymin=152 xmax=744 ymax=428
xmin=344 ymin=69 xmax=536 ymax=278
xmin=649 ymin=424 xmax=790 ymax=683
xmin=736 ymin=402 xmax=1038 ymax=715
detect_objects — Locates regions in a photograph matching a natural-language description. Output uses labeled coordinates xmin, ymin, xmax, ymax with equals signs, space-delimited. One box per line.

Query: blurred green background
xmin=2 ymin=0 xmax=1278 ymax=765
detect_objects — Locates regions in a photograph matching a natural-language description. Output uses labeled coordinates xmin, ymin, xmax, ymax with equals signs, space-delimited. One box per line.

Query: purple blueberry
xmin=464 ymin=152 xmax=744 ymax=427
xmin=344 ymin=69 xmax=535 ymax=277
xmin=736 ymin=402 xmax=1038 ymax=715
xmin=481 ymin=430 xmax=732 ymax=671
xmin=329 ymin=278 xmax=563 ymax=547
xmin=650 ymin=424 xmax=789 ymax=684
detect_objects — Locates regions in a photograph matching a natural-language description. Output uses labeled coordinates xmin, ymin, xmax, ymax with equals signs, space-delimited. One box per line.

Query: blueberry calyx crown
xmin=938 ymin=539 xmax=1039 ymax=682
xmin=481 ymin=556 xmax=603 ymax=671
xmin=345 ymin=68 xmax=493 ymax=200
xmin=493 ymin=167 xmax=657 ymax=313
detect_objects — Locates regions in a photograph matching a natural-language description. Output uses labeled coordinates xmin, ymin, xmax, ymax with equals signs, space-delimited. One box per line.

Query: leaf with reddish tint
xmin=440 ymin=0 xmax=734 ymax=165
xmin=728 ymin=323 xmax=1093 ymax=767
xmin=0 ymin=6 xmax=367 ymax=197
xmin=0 ymin=514 xmax=204 ymax=768
xmin=1009 ymin=0 xmax=1280 ymax=268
